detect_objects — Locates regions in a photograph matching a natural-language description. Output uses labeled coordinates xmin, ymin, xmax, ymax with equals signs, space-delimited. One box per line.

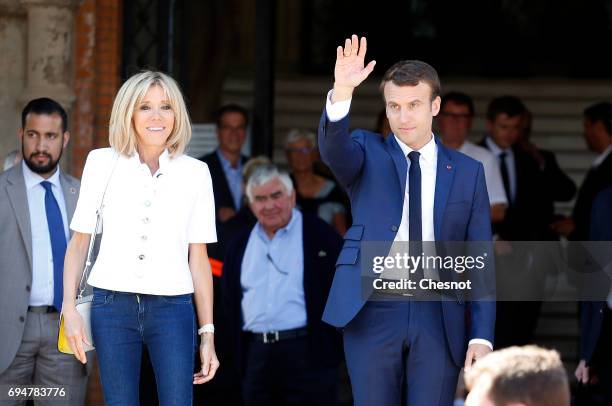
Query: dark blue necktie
xmin=408 ymin=151 xmax=423 ymax=280
xmin=499 ymin=152 xmax=512 ymax=203
xmin=41 ymin=181 xmax=67 ymax=311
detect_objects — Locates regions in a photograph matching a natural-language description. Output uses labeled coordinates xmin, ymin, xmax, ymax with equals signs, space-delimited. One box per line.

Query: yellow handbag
xmin=58 ymin=296 xmax=94 ymax=354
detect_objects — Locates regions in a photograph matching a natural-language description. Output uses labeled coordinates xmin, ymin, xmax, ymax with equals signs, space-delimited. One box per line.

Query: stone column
xmin=19 ymin=0 xmax=79 ymax=110
xmin=19 ymin=0 xmax=80 ymax=172
xmin=0 ymin=0 xmax=26 ymax=165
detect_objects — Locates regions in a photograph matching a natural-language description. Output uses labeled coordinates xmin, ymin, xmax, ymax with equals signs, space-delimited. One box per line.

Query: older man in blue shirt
xmin=221 ymin=164 xmax=343 ymax=406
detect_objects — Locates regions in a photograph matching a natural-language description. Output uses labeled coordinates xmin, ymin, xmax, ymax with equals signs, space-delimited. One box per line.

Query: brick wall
xmin=72 ymin=1 xmax=122 ymax=403
xmin=72 ymin=0 xmax=122 ymax=178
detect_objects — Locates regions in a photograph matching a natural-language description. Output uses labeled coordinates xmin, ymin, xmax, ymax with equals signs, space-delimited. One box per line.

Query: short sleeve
xmin=70 ymin=150 xmax=108 ymax=233
xmin=187 ymin=164 xmax=217 ymax=243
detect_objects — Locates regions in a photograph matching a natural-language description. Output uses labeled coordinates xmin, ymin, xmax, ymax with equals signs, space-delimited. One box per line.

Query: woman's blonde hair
xmin=109 ymin=71 xmax=191 ymax=157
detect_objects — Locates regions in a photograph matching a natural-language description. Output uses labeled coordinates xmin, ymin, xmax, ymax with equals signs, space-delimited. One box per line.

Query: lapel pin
xmin=69 ymin=187 xmax=76 ymax=194
xmin=446 ymin=165 xmax=452 ymax=170
xmin=318 ymin=250 xmax=327 ymax=257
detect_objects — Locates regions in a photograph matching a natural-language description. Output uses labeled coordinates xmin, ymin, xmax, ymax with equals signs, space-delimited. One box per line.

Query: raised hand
xmin=332 ymin=35 xmax=376 ymax=103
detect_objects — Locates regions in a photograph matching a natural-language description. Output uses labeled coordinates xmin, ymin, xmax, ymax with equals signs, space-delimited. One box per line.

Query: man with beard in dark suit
xmin=0 ymin=98 xmax=88 ymax=404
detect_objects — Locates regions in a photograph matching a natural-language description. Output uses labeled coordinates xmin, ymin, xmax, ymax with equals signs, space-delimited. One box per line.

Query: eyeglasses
xmin=286 ymin=147 xmax=315 ymax=154
xmin=439 ymin=112 xmax=472 ymax=120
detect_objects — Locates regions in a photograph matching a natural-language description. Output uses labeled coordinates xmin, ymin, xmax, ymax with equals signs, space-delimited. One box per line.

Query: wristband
xmin=198 ymin=324 xmax=215 ymax=335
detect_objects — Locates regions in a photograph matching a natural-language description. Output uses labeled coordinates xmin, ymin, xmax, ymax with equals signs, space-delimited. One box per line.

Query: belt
xmin=28 ymin=305 xmax=58 ymax=313
xmin=248 ymin=327 xmax=308 ymax=344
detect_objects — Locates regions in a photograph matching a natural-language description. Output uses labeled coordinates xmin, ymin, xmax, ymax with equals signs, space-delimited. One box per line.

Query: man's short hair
xmin=242 ymin=155 xmax=272 ymax=184
xmin=21 ymin=98 xmax=68 ymax=133
xmin=380 ymin=60 xmax=441 ymax=101
xmin=246 ymin=164 xmax=294 ymax=203
xmin=465 ymin=345 xmax=569 ymax=406
xmin=486 ymin=96 xmax=526 ymax=121
xmin=441 ymin=92 xmax=475 ymax=117
xmin=215 ymin=104 xmax=249 ymax=127
xmin=584 ymin=102 xmax=612 ymax=134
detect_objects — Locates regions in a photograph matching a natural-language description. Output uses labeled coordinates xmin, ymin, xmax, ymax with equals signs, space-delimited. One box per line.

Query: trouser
xmin=91 ymin=288 xmax=196 ymax=406
xmin=343 ymin=301 xmax=459 ymax=406
xmin=0 ymin=309 xmax=88 ymax=406
xmin=242 ymin=334 xmax=338 ymax=406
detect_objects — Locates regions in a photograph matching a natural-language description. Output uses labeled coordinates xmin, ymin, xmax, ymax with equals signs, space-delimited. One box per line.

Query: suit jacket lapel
xmin=211 ymin=152 xmax=234 ymax=207
xmin=385 ymin=135 xmax=408 ymax=198
xmin=6 ymin=165 xmax=33 ymax=271
xmin=434 ymin=140 xmax=455 ymax=239
xmin=60 ymin=173 xmax=78 ymax=235
xmin=302 ymin=216 xmax=314 ymax=323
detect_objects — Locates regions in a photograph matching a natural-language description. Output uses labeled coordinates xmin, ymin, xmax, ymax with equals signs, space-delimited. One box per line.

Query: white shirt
xmin=393 ymin=134 xmax=437 ymax=243
xmin=593 ymin=145 xmax=612 ymax=168
xmin=325 ymin=91 xmax=493 ymax=350
xmin=22 ymin=161 xmax=70 ymax=306
xmin=71 ymin=148 xmax=217 ymax=295
xmin=485 ymin=137 xmax=516 ymax=203
xmin=459 ymin=141 xmax=508 ymax=205
xmin=240 ymin=209 xmax=306 ymax=332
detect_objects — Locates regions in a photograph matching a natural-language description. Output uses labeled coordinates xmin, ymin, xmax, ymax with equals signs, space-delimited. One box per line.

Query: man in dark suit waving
xmin=319 ymin=35 xmax=495 ymax=405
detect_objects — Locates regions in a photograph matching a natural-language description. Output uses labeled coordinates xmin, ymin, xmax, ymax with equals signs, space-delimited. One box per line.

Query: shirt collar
xmin=458 ymin=140 xmax=472 ymax=153
xmin=158 ymin=149 xmax=171 ymax=173
xmin=255 ymin=208 xmax=301 ymax=242
xmin=593 ymin=145 xmax=612 ymax=168
xmin=21 ymin=160 xmax=62 ymax=191
xmin=216 ymin=149 xmax=242 ymax=171
xmin=485 ymin=136 xmax=512 ymax=157
xmin=131 ymin=148 xmax=171 ymax=175
xmin=393 ymin=133 xmax=437 ymax=163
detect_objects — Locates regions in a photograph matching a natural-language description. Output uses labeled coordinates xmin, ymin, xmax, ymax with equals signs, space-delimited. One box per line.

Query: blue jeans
xmin=91 ymin=287 xmax=196 ymax=406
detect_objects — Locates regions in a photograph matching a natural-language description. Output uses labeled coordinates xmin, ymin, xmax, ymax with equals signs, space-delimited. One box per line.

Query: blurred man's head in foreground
xmin=464 ymin=345 xmax=569 ymax=406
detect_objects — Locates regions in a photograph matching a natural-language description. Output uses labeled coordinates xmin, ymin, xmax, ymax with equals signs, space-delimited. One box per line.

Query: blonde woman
xmin=61 ymin=71 xmax=219 ymax=405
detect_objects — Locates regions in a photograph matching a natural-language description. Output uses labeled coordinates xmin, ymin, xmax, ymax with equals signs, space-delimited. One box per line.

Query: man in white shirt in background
xmin=0 ymin=98 xmax=87 ymax=405
xmin=437 ymin=91 xmax=508 ymax=225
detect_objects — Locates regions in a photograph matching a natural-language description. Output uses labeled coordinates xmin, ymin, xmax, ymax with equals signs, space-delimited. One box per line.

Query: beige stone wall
xmin=0 ymin=0 xmax=26 ymax=166
xmin=0 ymin=0 xmax=78 ymax=171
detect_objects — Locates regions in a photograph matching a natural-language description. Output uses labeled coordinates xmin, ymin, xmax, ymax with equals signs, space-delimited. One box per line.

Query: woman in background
xmin=285 ymin=128 xmax=348 ymax=235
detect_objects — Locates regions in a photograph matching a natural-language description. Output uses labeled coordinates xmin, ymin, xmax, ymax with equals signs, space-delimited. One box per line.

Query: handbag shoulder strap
xmin=77 ymin=151 xmax=120 ymax=298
